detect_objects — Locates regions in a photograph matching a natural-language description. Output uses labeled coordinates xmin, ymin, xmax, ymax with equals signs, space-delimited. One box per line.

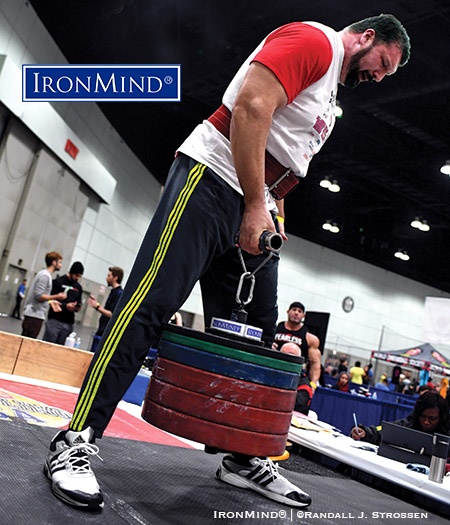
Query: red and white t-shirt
xmin=178 ymin=22 xmax=344 ymax=204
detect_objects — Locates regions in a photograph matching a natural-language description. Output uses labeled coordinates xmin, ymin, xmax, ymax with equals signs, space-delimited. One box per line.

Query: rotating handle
xmin=259 ymin=231 xmax=283 ymax=253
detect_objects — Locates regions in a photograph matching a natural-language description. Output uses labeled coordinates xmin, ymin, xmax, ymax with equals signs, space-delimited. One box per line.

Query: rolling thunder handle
xmin=259 ymin=231 xmax=283 ymax=254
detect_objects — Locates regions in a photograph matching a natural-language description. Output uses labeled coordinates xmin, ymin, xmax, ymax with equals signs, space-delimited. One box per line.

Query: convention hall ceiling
xmin=30 ymin=0 xmax=450 ymax=292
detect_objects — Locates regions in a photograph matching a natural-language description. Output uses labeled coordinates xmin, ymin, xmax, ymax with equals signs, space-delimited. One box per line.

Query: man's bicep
xmin=234 ymin=62 xmax=288 ymax=113
xmin=308 ymin=335 xmax=321 ymax=361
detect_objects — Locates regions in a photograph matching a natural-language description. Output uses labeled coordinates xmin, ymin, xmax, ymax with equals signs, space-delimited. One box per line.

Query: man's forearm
xmin=309 ymin=360 xmax=321 ymax=384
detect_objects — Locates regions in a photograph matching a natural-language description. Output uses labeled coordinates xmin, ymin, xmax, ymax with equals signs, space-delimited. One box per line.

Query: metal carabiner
xmin=235 ymin=271 xmax=256 ymax=306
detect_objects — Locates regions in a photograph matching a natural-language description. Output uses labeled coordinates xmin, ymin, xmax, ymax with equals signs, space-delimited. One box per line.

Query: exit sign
xmin=65 ymin=139 xmax=79 ymax=159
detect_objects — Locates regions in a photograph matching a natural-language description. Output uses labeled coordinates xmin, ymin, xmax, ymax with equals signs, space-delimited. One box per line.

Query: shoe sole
xmin=216 ymin=465 xmax=311 ymax=507
xmin=43 ymin=462 xmax=104 ymax=511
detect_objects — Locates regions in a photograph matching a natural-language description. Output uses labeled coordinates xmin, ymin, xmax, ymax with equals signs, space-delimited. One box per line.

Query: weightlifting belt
xmin=207 ymin=104 xmax=299 ymax=200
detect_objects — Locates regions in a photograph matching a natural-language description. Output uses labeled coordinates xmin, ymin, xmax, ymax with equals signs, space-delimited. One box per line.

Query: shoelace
xmin=59 ymin=443 xmax=102 ymax=473
xmin=257 ymin=457 xmax=279 ymax=480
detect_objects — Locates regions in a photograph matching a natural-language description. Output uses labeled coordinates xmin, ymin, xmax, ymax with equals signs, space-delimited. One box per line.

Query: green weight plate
xmin=162 ymin=330 xmax=302 ymax=374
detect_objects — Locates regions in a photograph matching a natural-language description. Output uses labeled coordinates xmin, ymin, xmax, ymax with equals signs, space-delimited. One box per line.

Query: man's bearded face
xmin=343 ymin=44 xmax=375 ymax=89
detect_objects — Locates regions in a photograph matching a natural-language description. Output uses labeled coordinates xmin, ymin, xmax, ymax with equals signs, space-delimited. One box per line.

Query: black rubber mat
xmin=1 ymin=418 xmax=447 ymax=524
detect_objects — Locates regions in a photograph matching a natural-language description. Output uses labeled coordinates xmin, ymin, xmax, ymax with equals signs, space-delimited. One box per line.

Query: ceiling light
xmin=410 ymin=217 xmax=422 ymax=229
xmin=328 ymin=180 xmax=340 ymax=193
xmin=410 ymin=217 xmax=430 ymax=231
xmin=320 ymin=177 xmax=340 ymax=192
xmin=322 ymin=220 xmax=339 ymax=233
xmin=334 ymin=101 xmax=343 ymax=119
xmin=440 ymin=161 xmax=450 ymax=176
xmin=419 ymin=220 xmax=430 ymax=232
xmin=394 ymin=249 xmax=410 ymax=261
xmin=330 ymin=222 xmax=340 ymax=233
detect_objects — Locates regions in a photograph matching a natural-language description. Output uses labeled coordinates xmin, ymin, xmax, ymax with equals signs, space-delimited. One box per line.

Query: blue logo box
xmin=22 ymin=64 xmax=181 ymax=102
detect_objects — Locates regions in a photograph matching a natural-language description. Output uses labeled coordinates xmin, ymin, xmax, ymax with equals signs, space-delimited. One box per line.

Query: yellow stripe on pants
xmin=71 ymin=162 xmax=206 ymax=431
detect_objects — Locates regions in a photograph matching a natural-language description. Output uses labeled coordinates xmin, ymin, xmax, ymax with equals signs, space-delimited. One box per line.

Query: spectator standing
xmin=362 ymin=363 xmax=373 ymax=385
xmin=338 ymin=358 xmax=349 ymax=373
xmin=426 ymin=376 xmax=436 ymax=390
xmin=11 ymin=278 xmax=27 ymax=319
xmin=22 ymin=252 xmax=66 ymax=339
xmin=419 ymin=364 xmax=430 ymax=387
xmin=439 ymin=378 xmax=449 ymax=399
xmin=349 ymin=361 xmax=365 ymax=385
xmin=43 ymin=261 xmax=84 ymax=345
xmin=87 ymin=266 xmax=124 ymax=353
xmin=391 ymin=365 xmax=402 ymax=387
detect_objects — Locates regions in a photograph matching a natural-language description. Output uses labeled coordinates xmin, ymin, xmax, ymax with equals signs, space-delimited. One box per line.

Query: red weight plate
xmin=142 ymin=400 xmax=287 ymax=456
xmin=146 ymin=377 xmax=291 ymax=434
xmin=152 ymin=357 xmax=296 ymax=412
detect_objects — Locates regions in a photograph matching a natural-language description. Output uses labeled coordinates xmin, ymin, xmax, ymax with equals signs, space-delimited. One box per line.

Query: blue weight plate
xmin=158 ymin=340 xmax=300 ymax=390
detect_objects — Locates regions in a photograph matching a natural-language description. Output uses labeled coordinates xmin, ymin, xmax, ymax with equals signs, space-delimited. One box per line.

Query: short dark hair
xmin=418 ymin=384 xmax=432 ymax=395
xmin=109 ymin=266 xmax=124 ymax=284
xmin=289 ymin=301 xmax=305 ymax=312
xmin=69 ymin=261 xmax=84 ymax=275
xmin=45 ymin=251 xmax=62 ymax=267
xmin=346 ymin=13 xmax=411 ymax=67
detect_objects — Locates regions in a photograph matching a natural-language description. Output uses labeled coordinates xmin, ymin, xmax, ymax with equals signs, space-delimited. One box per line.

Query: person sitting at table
xmin=350 ymin=390 xmax=450 ymax=445
xmin=332 ymin=371 xmax=350 ymax=392
xmin=374 ymin=374 xmax=390 ymax=391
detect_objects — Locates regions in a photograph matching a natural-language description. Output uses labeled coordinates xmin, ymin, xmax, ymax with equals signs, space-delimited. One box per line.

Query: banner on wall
xmin=422 ymin=297 xmax=450 ymax=344
xmin=372 ymin=343 xmax=450 ymax=376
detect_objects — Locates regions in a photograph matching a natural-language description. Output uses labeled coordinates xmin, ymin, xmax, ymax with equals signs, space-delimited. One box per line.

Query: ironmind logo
xmin=22 ymin=64 xmax=181 ymax=102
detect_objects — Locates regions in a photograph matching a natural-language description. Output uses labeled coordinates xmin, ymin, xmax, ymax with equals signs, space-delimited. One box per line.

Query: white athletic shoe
xmin=44 ymin=427 xmax=104 ymax=510
xmin=217 ymin=455 xmax=312 ymax=507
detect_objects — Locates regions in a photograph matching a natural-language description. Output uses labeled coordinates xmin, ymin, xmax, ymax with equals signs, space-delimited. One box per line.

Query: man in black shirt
xmin=274 ymin=301 xmax=321 ymax=414
xmin=87 ymin=266 xmax=124 ymax=353
xmin=43 ymin=261 xmax=84 ymax=345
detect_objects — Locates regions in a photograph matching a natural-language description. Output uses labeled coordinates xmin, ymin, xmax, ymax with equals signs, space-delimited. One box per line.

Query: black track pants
xmin=70 ymin=154 xmax=279 ymax=436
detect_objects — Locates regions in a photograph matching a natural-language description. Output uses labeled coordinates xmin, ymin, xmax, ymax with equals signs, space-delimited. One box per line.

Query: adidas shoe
xmin=44 ymin=427 xmax=104 ymax=510
xmin=217 ymin=455 xmax=311 ymax=507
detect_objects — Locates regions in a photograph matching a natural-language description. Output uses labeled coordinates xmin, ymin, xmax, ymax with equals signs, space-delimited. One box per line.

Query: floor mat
xmin=0 ymin=376 xmax=193 ymax=446
xmin=1 ymin=418 xmax=447 ymax=525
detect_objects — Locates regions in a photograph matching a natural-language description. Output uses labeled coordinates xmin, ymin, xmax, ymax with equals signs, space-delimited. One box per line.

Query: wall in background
xmin=1 ymin=1 xmax=449 ymax=359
